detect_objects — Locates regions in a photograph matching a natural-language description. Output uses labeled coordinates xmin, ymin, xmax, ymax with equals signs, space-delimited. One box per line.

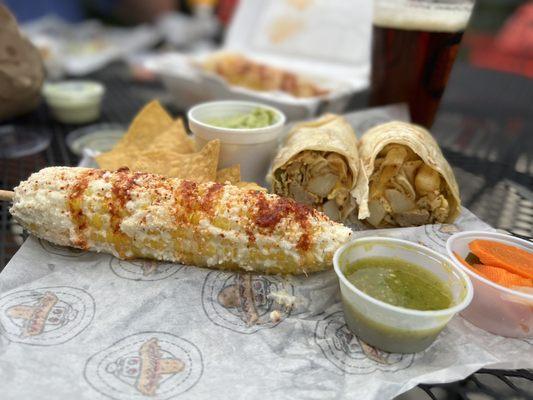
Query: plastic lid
xmin=66 ymin=123 xmax=125 ymax=156
xmin=0 ymin=125 xmax=51 ymax=159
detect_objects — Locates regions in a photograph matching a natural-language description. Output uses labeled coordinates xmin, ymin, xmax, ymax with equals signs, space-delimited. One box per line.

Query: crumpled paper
xmin=1 ymin=105 xmax=532 ymax=399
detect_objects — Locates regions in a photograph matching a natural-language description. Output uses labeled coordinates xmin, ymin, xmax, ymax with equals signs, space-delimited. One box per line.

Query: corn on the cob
xmin=10 ymin=167 xmax=352 ymax=274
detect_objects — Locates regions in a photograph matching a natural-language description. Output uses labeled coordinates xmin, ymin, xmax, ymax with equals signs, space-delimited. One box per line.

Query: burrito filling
xmin=273 ymin=150 xmax=356 ymax=221
xmin=367 ymin=144 xmax=451 ymax=227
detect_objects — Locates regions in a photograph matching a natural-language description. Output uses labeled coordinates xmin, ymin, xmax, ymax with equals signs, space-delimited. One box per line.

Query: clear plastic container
xmin=446 ymin=231 xmax=533 ymax=338
xmin=188 ymin=100 xmax=286 ymax=185
xmin=334 ymin=237 xmax=473 ymax=353
xmin=66 ymin=123 xmax=125 ymax=156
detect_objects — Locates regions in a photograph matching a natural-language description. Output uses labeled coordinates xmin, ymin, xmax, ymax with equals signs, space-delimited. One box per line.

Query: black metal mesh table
xmin=0 ymin=61 xmax=532 ymax=399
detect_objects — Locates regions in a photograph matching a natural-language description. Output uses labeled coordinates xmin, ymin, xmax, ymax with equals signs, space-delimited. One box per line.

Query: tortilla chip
xmin=96 ymin=102 xmax=198 ymax=170
xmin=95 ymin=150 xmax=132 ymax=171
xmin=113 ymin=100 xmax=173 ymax=153
xmin=145 ymin=119 xmax=196 ymax=154
xmin=216 ymin=165 xmax=241 ymax=184
xmin=235 ymin=181 xmax=268 ymax=192
xmin=129 ymin=139 xmax=220 ymax=182
xmin=95 ymin=100 xmax=220 ymax=183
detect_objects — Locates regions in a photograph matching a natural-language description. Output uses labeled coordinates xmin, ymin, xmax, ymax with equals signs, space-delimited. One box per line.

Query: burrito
xmin=354 ymin=121 xmax=461 ymax=228
xmin=269 ymin=114 xmax=359 ymax=222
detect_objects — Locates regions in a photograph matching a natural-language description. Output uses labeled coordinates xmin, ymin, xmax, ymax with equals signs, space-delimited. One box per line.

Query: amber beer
xmin=369 ymin=2 xmax=474 ymax=128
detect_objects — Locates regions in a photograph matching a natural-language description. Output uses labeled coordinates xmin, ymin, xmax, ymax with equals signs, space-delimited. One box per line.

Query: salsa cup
xmin=446 ymin=231 xmax=533 ymax=338
xmin=334 ymin=237 xmax=473 ymax=353
xmin=188 ymin=100 xmax=286 ymax=185
xmin=43 ymin=80 xmax=105 ymax=124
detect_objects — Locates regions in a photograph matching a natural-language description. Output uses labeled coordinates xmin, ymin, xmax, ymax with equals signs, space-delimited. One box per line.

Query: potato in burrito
xmin=354 ymin=121 xmax=460 ymax=227
xmin=269 ymin=114 xmax=359 ymax=222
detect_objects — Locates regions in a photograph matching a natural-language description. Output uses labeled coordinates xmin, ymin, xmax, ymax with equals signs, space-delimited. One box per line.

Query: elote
xmin=9 ymin=167 xmax=352 ymax=274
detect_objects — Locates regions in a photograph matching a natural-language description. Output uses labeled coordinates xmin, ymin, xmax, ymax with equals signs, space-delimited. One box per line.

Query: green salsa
xmin=345 ymin=257 xmax=452 ymax=311
xmin=209 ymin=107 xmax=277 ymax=129
xmin=340 ymin=256 xmax=457 ymax=353
xmin=341 ymin=301 xmax=445 ymax=353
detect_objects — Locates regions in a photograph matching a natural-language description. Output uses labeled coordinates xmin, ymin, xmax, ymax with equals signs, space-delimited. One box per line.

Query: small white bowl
xmin=188 ymin=100 xmax=286 ymax=184
xmin=334 ymin=237 xmax=473 ymax=353
xmin=447 ymin=231 xmax=533 ymax=338
xmin=43 ymin=80 xmax=105 ymax=124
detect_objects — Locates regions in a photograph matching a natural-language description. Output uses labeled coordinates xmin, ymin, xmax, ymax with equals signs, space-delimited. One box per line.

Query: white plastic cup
xmin=188 ymin=101 xmax=286 ymax=184
xmin=42 ymin=81 xmax=105 ymax=124
xmin=447 ymin=231 xmax=533 ymax=338
xmin=334 ymin=237 xmax=473 ymax=353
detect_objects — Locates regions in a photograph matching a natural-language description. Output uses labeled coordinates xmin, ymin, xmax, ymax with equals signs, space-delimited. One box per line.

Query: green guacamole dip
xmin=209 ymin=107 xmax=277 ymax=129
xmin=345 ymin=257 xmax=452 ymax=311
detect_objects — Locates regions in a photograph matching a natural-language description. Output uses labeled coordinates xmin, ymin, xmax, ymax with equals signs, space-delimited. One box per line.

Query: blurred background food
xmin=1 ymin=0 xmax=530 ymax=120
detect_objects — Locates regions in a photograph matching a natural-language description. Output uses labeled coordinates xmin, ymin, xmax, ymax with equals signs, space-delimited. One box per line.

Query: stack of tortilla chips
xmin=96 ymin=100 xmax=258 ymax=188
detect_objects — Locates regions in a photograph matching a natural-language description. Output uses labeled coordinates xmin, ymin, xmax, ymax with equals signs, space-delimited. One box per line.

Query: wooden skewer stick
xmin=0 ymin=190 xmax=14 ymax=202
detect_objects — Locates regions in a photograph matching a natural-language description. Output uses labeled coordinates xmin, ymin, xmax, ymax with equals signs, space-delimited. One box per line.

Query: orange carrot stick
xmin=469 ymin=240 xmax=533 ymax=279
xmin=452 ymin=251 xmax=533 ymax=288
xmin=473 ymin=264 xmax=533 ymax=288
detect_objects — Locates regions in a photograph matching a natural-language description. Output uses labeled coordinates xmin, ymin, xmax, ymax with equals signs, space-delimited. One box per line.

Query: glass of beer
xmin=369 ymin=0 xmax=475 ymax=128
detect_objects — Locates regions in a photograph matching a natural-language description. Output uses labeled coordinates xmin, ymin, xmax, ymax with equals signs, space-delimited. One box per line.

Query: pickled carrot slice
xmin=469 ymin=240 xmax=533 ymax=279
xmin=473 ymin=264 xmax=533 ymax=288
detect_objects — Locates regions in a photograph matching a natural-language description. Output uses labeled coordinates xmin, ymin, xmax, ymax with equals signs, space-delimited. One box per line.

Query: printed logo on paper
xmin=0 ymin=286 xmax=95 ymax=345
xmin=39 ymin=238 xmax=92 ymax=258
xmin=202 ymin=271 xmax=294 ymax=334
xmin=421 ymin=224 xmax=460 ymax=251
xmin=315 ymin=311 xmax=414 ymax=374
xmin=109 ymin=259 xmax=184 ymax=281
xmin=84 ymin=332 xmax=203 ymax=400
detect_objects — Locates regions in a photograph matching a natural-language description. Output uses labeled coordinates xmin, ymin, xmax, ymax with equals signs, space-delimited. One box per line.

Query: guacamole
xmin=209 ymin=107 xmax=277 ymax=129
xmin=345 ymin=257 xmax=452 ymax=311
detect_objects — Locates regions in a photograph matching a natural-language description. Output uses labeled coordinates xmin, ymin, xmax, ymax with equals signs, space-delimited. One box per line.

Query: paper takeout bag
xmin=0 ymin=5 xmax=44 ymax=121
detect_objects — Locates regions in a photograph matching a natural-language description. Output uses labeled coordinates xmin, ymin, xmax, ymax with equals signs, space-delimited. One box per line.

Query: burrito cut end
xmin=270 ymin=114 xmax=360 ymax=222
xmin=356 ymin=121 xmax=461 ymax=228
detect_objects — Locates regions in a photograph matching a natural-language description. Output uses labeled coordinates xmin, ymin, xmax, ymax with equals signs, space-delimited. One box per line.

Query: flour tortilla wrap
xmin=269 ymin=114 xmax=359 ymax=222
xmin=354 ymin=121 xmax=460 ymax=227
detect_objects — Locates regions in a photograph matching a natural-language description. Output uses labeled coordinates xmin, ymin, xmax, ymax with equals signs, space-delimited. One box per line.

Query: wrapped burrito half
xmin=269 ymin=114 xmax=359 ymax=222
xmin=354 ymin=121 xmax=461 ymax=228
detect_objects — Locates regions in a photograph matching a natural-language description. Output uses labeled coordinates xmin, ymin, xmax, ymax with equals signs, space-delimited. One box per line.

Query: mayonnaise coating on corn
xmin=10 ymin=167 xmax=352 ymax=274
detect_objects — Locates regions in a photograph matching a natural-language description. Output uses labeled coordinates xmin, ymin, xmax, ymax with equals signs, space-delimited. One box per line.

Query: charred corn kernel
xmin=90 ymin=215 xmax=103 ymax=230
xmin=10 ymin=167 xmax=352 ymax=275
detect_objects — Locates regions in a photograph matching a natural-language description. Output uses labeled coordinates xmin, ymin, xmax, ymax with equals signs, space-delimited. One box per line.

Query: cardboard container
xmin=147 ymin=0 xmax=372 ymax=120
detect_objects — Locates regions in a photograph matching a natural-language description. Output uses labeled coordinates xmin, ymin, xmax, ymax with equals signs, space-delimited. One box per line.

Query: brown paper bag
xmin=0 ymin=5 xmax=44 ymax=121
